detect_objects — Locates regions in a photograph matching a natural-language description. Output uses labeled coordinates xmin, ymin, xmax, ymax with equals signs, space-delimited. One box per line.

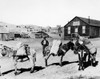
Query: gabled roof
xmin=77 ymin=16 xmax=100 ymax=26
xmin=64 ymin=16 xmax=100 ymax=27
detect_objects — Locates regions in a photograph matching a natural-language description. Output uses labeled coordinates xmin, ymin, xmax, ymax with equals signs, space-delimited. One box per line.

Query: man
xmin=41 ymin=37 xmax=49 ymax=57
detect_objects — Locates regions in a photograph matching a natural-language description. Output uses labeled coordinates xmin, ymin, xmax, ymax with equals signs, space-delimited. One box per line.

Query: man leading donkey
xmin=41 ymin=37 xmax=49 ymax=57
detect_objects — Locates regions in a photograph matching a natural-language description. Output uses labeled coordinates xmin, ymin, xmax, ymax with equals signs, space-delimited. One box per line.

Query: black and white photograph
xmin=0 ymin=0 xmax=100 ymax=79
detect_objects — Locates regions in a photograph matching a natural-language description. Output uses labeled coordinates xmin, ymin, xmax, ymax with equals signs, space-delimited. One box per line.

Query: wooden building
xmin=64 ymin=16 xmax=100 ymax=39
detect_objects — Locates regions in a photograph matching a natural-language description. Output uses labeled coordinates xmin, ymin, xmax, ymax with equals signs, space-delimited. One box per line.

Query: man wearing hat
xmin=41 ymin=37 xmax=49 ymax=57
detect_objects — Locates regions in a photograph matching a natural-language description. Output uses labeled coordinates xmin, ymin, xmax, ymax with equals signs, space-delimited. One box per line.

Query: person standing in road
xmin=41 ymin=37 xmax=49 ymax=57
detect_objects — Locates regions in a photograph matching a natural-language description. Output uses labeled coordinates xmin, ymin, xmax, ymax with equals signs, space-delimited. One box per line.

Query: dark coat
xmin=41 ymin=39 xmax=49 ymax=47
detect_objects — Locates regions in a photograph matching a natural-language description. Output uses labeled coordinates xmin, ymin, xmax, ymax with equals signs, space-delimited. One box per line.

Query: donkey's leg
xmin=88 ymin=53 xmax=91 ymax=64
xmin=93 ymin=54 xmax=96 ymax=63
xmin=14 ymin=57 xmax=18 ymax=75
xmin=78 ymin=53 xmax=81 ymax=70
xmin=45 ymin=53 xmax=52 ymax=67
xmin=91 ymin=53 xmax=97 ymax=66
xmin=45 ymin=58 xmax=47 ymax=67
xmin=28 ymin=55 xmax=35 ymax=73
xmin=0 ymin=66 xmax=2 ymax=76
xmin=81 ymin=50 xmax=84 ymax=70
xmin=93 ymin=50 xmax=97 ymax=64
xmin=83 ymin=53 xmax=87 ymax=62
xmin=78 ymin=51 xmax=83 ymax=70
xmin=60 ymin=55 xmax=64 ymax=66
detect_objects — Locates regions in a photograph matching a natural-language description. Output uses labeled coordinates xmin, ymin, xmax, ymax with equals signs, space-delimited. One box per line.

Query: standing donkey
xmin=44 ymin=39 xmax=75 ymax=66
xmin=0 ymin=42 xmax=36 ymax=75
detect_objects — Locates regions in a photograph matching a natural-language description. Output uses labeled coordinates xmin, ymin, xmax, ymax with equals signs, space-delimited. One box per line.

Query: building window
xmin=68 ymin=27 xmax=71 ymax=34
xmin=75 ymin=27 xmax=78 ymax=33
xmin=82 ymin=26 xmax=86 ymax=34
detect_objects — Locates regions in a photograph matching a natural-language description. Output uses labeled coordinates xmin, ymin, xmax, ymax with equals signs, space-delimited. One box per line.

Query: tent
xmin=0 ymin=27 xmax=9 ymax=41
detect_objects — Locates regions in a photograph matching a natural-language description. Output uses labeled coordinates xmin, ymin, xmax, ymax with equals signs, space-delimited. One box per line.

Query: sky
xmin=0 ymin=0 xmax=100 ymax=27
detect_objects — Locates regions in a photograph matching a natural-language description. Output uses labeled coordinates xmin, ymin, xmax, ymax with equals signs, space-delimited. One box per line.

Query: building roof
xmin=77 ymin=16 xmax=100 ymax=26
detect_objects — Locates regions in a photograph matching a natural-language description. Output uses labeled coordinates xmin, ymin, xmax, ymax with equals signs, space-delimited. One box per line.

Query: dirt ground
xmin=0 ymin=38 xmax=100 ymax=79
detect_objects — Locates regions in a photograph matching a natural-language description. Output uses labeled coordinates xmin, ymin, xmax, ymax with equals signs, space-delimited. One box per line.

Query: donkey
xmin=44 ymin=40 xmax=75 ymax=66
xmin=0 ymin=43 xmax=36 ymax=75
xmin=74 ymin=41 xmax=97 ymax=70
